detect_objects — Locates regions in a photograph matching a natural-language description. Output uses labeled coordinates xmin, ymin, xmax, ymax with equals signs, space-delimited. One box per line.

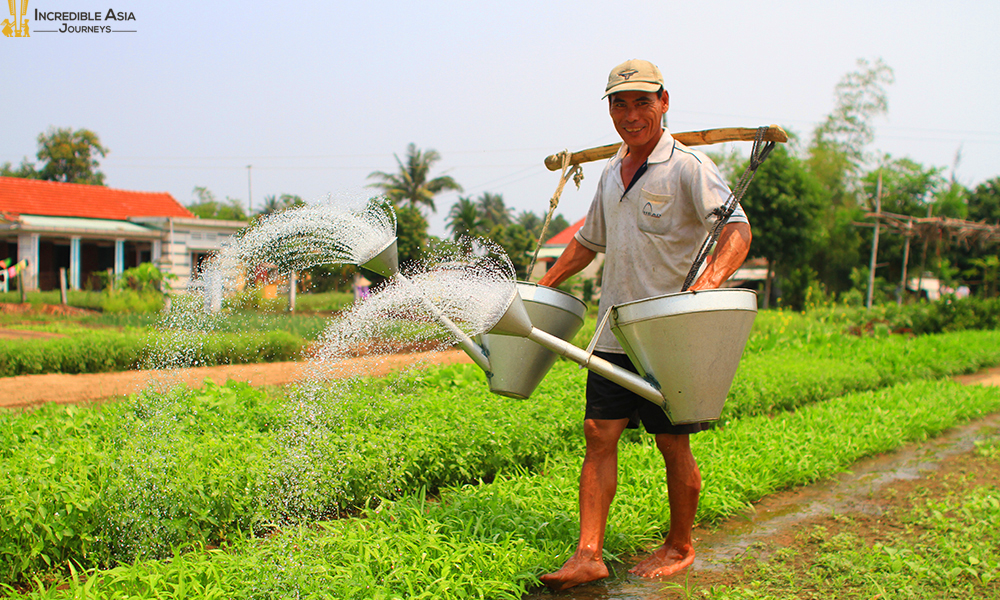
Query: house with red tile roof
xmin=0 ymin=177 xmax=246 ymax=292
xmin=528 ymin=216 xmax=603 ymax=283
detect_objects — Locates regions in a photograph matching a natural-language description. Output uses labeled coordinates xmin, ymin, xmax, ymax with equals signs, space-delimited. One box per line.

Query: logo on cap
xmin=618 ymin=68 xmax=639 ymax=81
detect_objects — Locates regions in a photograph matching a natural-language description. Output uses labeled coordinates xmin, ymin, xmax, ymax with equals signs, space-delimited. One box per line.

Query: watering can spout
xmin=484 ymin=288 xmax=534 ymax=338
xmin=361 ymin=238 xmax=400 ymax=278
xmin=452 ymin=286 xmax=534 ymax=375
xmin=356 ymin=236 xmax=497 ymax=373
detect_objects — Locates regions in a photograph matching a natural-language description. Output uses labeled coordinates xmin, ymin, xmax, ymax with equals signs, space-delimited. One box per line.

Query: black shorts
xmin=586 ymin=351 xmax=713 ymax=435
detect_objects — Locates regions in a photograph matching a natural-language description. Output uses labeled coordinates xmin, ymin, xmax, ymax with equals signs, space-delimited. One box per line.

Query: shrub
xmin=0 ymin=330 xmax=306 ymax=377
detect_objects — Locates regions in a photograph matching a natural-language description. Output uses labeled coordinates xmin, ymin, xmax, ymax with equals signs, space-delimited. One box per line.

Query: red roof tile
xmin=0 ymin=177 xmax=194 ymax=220
xmin=544 ymin=216 xmax=586 ymax=246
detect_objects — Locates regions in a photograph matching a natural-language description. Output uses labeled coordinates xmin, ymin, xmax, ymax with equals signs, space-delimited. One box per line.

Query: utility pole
xmin=866 ymin=171 xmax=883 ymax=310
xmin=916 ymin=203 xmax=933 ymax=300
xmin=247 ymin=165 xmax=253 ymax=216
xmin=899 ymin=218 xmax=912 ymax=306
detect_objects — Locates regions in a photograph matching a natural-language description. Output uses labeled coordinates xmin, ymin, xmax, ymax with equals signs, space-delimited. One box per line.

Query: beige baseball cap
xmin=603 ymin=59 xmax=664 ymax=99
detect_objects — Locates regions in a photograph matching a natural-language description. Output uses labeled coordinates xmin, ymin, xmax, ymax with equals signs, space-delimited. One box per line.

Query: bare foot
xmin=628 ymin=543 xmax=694 ymax=578
xmin=539 ymin=553 xmax=609 ymax=591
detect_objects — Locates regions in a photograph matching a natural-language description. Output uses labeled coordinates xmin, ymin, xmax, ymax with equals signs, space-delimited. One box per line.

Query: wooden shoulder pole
xmin=544 ymin=125 xmax=788 ymax=171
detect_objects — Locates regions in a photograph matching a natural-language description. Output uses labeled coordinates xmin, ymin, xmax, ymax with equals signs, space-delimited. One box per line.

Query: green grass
xmin=9 ymin=378 xmax=1000 ymax=599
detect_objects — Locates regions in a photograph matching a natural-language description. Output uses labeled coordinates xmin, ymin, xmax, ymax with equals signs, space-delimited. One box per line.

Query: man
xmin=537 ymin=59 xmax=752 ymax=591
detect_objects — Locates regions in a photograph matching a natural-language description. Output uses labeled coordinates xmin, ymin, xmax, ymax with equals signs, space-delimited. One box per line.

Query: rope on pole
xmin=681 ymin=126 xmax=776 ymax=292
xmin=526 ymin=150 xmax=582 ymax=280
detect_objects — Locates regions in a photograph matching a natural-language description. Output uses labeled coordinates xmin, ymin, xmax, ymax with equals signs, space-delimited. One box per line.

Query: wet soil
xmin=524 ymin=367 xmax=1000 ymax=599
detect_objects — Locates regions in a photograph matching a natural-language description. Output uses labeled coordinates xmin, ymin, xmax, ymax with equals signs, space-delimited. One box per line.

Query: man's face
xmin=609 ymin=90 xmax=669 ymax=149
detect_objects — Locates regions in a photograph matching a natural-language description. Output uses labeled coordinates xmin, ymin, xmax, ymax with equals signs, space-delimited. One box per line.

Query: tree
xmin=863 ymin=157 xmax=945 ymax=217
xmin=491 ymin=223 xmax=535 ymax=280
xmin=968 ymin=177 xmax=1000 ymax=224
xmin=0 ymin=159 xmax=37 ymax=179
xmin=2 ymin=127 xmax=109 ymax=184
xmin=393 ymin=204 xmax=429 ymax=267
xmin=187 ymin=186 xmax=248 ymax=221
xmin=544 ymin=214 xmax=571 ymax=242
xmin=805 ymin=58 xmax=895 ymax=295
xmin=518 ymin=210 xmax=570 ymax=245
xmin=366 ymin=143 xmax=462 ymax=213
xmin=738 ymin=145 xmax=825 ymax=308
xmin=476 ymin=192 xmax=511 ymax=230
xmin=446 ymin=196 xmax=485 ymax=241
xmin=444 ymin=194 xmax=571 ymax=278
xmin=810 ymin=58 xmax=895 ymax=175
xmin=516 ymin=210 xmax=542 ymax=238
xmin=934 ymin=179 xmax=970 ymax=220
xmin=257 ymin=193 xmax=305 ymax=216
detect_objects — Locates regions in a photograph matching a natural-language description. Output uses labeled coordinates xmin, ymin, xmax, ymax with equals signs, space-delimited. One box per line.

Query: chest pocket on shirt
xmin=636 ymin=188 xmax=674 ymax=235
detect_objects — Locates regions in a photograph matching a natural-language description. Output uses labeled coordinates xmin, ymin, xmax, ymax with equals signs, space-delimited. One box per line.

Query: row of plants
xmin=3 ymin=325 xmax=1000 ymax=589
xmin=725 ymin=329 xmax=1000 ymax=419
xmin=0 ymin=291 xmax=106 ymax=310
xmin=0 ymin=329 xmax=304 ymax=377
xmin=0 ymin=311 xmax=337 ymax=343
xmin=11 ymin=378 xmax=1000 ymax=599
xmin=0 ymin=289 xmax=355 ymax=315
xmin=2 ymin=294 xmax=993 ymax=379
xmin=0 ymin=369 xmax=585 ymax=586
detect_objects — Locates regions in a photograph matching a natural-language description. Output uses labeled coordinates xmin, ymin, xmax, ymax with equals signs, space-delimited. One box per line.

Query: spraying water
xmin=120 ymin=196 xmax=518 ymax=547
xmin=190 ymin=197 xmax=397 ymax=312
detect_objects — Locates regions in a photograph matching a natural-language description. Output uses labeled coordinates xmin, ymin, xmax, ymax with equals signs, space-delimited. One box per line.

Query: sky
xmin=4 ymin=1 xmax=999 ymax=238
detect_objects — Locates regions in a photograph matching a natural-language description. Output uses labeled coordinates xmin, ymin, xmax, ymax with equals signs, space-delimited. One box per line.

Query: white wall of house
xmin=132 ymin=217 xmax=247 ymax=293
xmin=16 ymin=233 xmax=39 ymax=290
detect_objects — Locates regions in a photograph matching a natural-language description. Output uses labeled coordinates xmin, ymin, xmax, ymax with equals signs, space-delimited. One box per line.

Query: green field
xmin=2 ymin=299 xmax=1000 ymax=598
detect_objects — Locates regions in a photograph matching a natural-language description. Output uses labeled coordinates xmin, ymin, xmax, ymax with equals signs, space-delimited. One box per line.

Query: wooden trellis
xmin=856 ymin=207 xmax=1000 ymax=304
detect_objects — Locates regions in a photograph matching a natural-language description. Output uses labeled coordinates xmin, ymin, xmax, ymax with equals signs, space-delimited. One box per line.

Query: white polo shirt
xmin=574 ymin=128 xmax=748 ymax=353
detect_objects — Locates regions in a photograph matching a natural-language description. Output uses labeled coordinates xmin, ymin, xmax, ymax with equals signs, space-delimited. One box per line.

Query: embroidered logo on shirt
xmin=642 ymin=202 xmax=662 ymax=218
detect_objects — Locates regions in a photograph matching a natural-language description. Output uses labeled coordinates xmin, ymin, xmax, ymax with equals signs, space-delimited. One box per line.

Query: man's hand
xmin=689 ymin=222 xmax=751 ymax=291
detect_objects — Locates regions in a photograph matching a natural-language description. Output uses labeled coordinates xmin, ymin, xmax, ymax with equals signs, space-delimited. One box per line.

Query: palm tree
xmin=446 ymin=196 xmax=485 ymax=240
xmin=367 ymin=143 xmax=462 ymax=213
xmin=517 ymin=210 xmax=542 ymax=239
xmin=257 ymin=193 xmax=305 ymax=216
xmin=477 ymin=192 xmax=511 ymax=230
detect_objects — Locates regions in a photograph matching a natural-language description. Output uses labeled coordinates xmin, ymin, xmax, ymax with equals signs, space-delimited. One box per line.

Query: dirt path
xmin=0 ymin=350 xmax=474 ymax=410
xmin=953 ymin=365 xmax=1000 ymax=387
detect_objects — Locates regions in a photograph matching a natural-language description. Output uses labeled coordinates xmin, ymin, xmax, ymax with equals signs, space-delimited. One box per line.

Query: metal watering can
xmin=360 ymin=238 xmax=586 ymax=399
xmin=362 ymin=238 xmax=756 ymax=424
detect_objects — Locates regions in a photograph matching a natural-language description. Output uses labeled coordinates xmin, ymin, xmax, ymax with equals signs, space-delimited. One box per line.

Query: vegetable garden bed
xmin=2 ymin=316 xmax=1000 ymax=597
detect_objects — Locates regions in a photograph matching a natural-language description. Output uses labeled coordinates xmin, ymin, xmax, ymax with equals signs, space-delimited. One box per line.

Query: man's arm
xmin=537 ymin=238 xmax=597 ymax=288
xmin=688 ymin=222 xmax=751 ymax=291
